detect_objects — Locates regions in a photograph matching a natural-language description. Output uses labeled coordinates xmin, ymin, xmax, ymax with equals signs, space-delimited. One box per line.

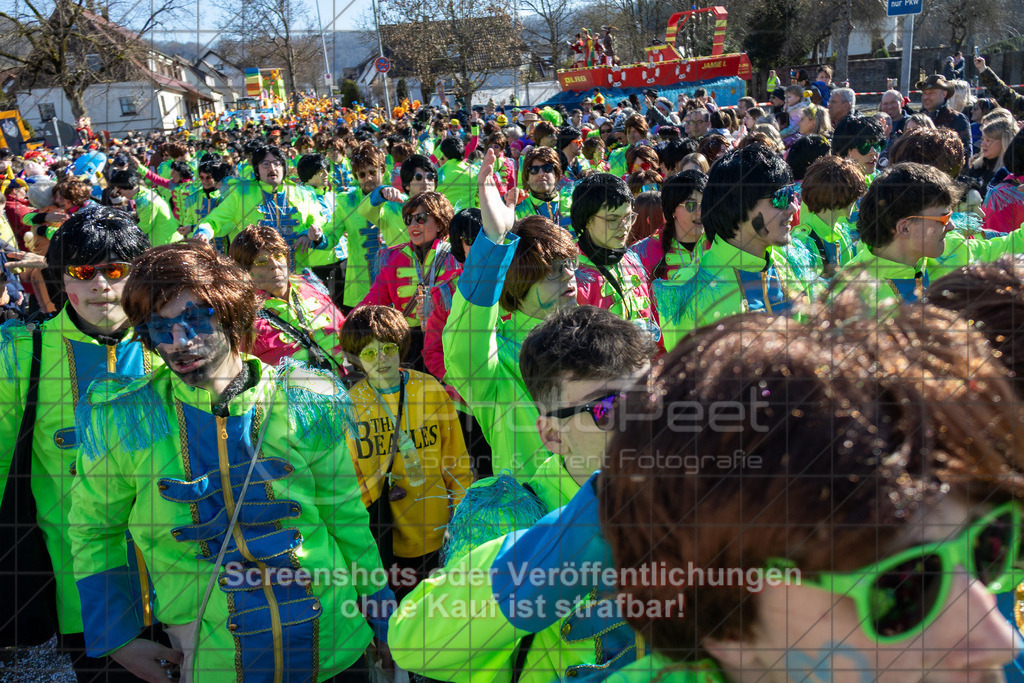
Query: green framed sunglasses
xmin=763 ymin=184 xmax=799 ymax=210
xmin=770 ymin=501 xmax=1023 ymax=644
xmin=855 ymin=140 xmax=886 ymax=156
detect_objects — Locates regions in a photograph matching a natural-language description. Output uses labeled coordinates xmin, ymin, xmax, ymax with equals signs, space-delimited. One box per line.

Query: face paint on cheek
xmin=534 ymin=287 xmax=558 ymax=313
xmin=752 ymin=212 xmax=768 ymax=237
xmin=68 ymin=292 xmax=80 ymax=306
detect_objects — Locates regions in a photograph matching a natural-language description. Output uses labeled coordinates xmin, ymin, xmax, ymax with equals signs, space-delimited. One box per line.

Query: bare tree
xmin=520 ymin=0 xmax=579 ymax=69
xmin=915 ymin=0 xmax=1016 ymax=50
xmin=218 ymin=0 xmax=323 ymax=105
xmin=375 ymin=0 xmax=522 ymax=109
xmin=0 ymin=0 xmax=184 ymax=119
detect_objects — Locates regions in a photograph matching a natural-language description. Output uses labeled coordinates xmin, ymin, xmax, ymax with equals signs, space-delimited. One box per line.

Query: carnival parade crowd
xmin=5 ymin=52 xmax=1024 ymax=683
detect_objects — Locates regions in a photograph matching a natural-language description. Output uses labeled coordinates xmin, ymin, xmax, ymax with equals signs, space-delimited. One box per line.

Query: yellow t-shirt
xmin=347 ymin=369 xmax=473 ymax=558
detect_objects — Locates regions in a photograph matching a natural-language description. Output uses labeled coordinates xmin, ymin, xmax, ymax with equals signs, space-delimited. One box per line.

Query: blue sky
xmin=153 ymin=0 xmax=375 ymax=46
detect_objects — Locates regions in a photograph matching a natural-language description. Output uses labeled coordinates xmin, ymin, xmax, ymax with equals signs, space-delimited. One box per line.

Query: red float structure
xmin=557 ymin=8 xmax=751 ymax=92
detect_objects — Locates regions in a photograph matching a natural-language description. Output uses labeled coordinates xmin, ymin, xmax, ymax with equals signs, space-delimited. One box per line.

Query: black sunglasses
xmin=529 ymin=163 xmax=556 ymax=175
xmin=413 ymin=172 xmax=437 ymax=183
xmin=544 ymin=393 xmax=619 ymax=431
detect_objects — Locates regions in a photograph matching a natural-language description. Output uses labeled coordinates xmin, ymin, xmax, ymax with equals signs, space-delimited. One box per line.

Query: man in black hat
xmin=916 ymin=73 xmax=971 ymax=160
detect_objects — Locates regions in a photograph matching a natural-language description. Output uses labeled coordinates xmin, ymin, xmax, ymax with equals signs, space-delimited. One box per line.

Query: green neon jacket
xmin=360 ymin=186 xmax=412 ymax=249
xmin=330 ymin=187 xmax=388 ymax=307
xmin=441 ymin=232 xmax=547 ymax=479
xmin=606 ymin=656 xmax=726 ymax=683
xmin=70 ymin=358 xmax=391 ymax=680
xmin=436 ymin=158 xmax=480 ymax=210
xmin=194 ymin=179 xmax=326 ymax=251
xmin=293 ymin=184 xmax=340 ymax=271
xmin=654 ymin=235 xmax=820 ymax=350
xmin=134 ymin=186 xmax=182 ymax=247
xmin=514 ymin=188 xmax=574 ymax=234
xmin=834 ymin=230 xmax=1024 ymax=306
xmin=392 ymin=466 xmax=643 ymax=682
xmin=0 ymin=309 xmax=156 ymax=634
xmin=790 ymin=211 xmax=857 ymax=279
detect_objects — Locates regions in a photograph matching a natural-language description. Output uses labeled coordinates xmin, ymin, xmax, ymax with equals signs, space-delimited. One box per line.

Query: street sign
xmin=375 ymin=57 xmax=391 ymax=74
xmin=324 ymin=73 xmax=333 ymax=84
xmin=887 ymin=0 xmax=922 ymax=16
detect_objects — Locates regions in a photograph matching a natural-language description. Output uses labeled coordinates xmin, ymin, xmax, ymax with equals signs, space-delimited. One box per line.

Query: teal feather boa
xmin=75 ymin=374 xmax=171 ymax=461
xmin=442 ymin=473 xmax=548 ymax=565
xmin=274 ymin=357 xmax=357 ymax=445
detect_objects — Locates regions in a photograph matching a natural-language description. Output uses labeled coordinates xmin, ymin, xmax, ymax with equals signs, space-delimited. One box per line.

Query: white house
xmin=17 ymin=48 xmax=227 ymax=137
xmin=195 ymin=49 xmax=247 ymax=108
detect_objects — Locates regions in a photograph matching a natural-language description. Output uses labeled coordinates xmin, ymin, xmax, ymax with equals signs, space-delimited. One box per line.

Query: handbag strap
xmin=257 ymin=307 xmax=340 ymax=375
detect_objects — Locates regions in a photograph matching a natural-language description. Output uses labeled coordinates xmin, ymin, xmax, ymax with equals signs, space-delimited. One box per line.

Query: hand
xmin=477 ymin=149 xmax=517 ymax=243
xmin=195 ymin=232 xmax=211 ymax=244
xmin=109 ymin=638 xmax=183 ymax=683
xmin=503 ymin=186 xmax=527 ymax=207
xmin=380 ymin=186 xmax=402 ymax=203
xmin=0 ymin=287 xmax=9 ymax=307
xmin=177 ymin=224 xmax=192 ymax=236
xmin=294 ymin=235 xmax=313 ymax=252
xmin=415 ymin=289 xmax=426 ymax=323
xmin=6 ymin=251 xmax=46 ymax=269
xmin=308 ymin=224 xmax=324 ymax=243
xmin=974 ymin=56 xmax=986 ymax=71
xmin=371 ymin=639 xmax=394 ymax=673
xmin=45 ymin=211 xmax=68 ymax=223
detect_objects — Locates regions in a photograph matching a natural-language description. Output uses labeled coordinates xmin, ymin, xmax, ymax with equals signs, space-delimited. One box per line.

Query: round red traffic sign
xmin=375 ymin=57 xmax=391 ymax=74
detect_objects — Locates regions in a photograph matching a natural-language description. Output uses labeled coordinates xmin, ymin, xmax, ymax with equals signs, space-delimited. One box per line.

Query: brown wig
xmin=401 ymin=191 xmax=455 ymax=241
xmin=888 ymin=127 xmax=965 ymax=178
xmin=927 ymin=256 xmax=1024 ymax=397
xmin=532 ymin=121 xmax=557 ymax=144
xmin=54 ymin=177 xmax=93 ymax=207
xmin=697 ymin=134 xmax=729 ymax=162
xmin=391 ymin=141 xmax=414 ymax=167
xmin=520 ymin=146 xmax=563 ymax=190
xmin=122 ymin=240 xmax=258 ymax=353
xmin=500 ymin=215 xmax=577 ymax=313
xmin=484 ymin=133 xmax=508 ymax=154
xmin=228 ymin=224 xmax=288 ymax=271
xmin=625 ymin=145 xmax=659 ymax=174
xmin=161 ymin=142 xmax=188 ymax=159
xmin=339 ymin=304 xmax=411 ymax=360
xmin=800 ymin=155 xmax=866 ymax=214
xmin=624 ymin=114 xmax=649 ymax=136
xmin=350 ymin=142 xmax=386 ymax=173
xmin=600 ymin=298 xmax=1024 ymax=661
xmin=626 ymin=170 xmax=662 ymax=197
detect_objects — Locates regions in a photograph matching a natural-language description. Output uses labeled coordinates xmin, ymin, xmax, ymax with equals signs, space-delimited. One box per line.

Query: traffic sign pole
xmin=888 ymin=0 xmax=922 ymax=96
xmin=901 ymin=14 xmax=914 ymax=97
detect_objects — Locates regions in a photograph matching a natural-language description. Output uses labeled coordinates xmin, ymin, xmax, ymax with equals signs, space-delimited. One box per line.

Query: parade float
xmin=223 ymin=68 xmax=289 ymax=123
xmin=551 ymin=7 xmax=752 ymax=108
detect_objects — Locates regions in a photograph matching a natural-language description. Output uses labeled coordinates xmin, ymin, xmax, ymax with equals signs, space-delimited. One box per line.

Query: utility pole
xmin=370 ymin=0 xmax=391 ymax=110
xmin=314 ymin=0 xmax=332 ymax=94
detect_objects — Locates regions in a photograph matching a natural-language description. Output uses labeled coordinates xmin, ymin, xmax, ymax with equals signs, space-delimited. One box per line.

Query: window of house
xmin=119 ymin=97 xmax=137 ymax=116
xmin=38 ymin=103 xmax=55 ymax=121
